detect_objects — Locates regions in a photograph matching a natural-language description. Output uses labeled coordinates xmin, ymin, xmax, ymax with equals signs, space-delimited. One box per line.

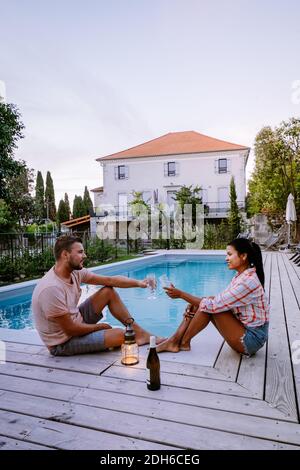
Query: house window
xmin=118 ymin=165 xmax=126 ymax=179
xmin=218 ymin=159 xmax=227 ymax=174
xmin=168 ymin=162 xmax=176 ymax=176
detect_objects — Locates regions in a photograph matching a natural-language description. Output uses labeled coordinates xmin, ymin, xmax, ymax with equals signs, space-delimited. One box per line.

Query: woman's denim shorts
xmin=241 ymin=322 xmax=269 ymax=357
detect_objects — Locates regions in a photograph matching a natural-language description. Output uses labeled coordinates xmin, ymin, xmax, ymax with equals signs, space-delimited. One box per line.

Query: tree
xmin=83 ymin=186 xmax=93 ymax=215
xmin=45 ymin=171 xmax=56 ymax=221
xmin=247 ymin=118 xmax=300 ymax=219
xmin=34 ymin=171 xmax=45 ymax=221
xmin=6 ymin=164 xmax=35 ymax=227
xmin=72 ymin=195 xmax=86 ymax=218
xmin=64 ymin=193 xmax=71 ymax=220
xmin=173 ymin=185 xmax=203 ymax=225
xmin=0 ymin=199 xmax=15 ymax=232
xmin=0 ymin=102 xmax=25 ymax=201
xmin=228 ymin=177 xmax=241 ymax=239
xmin=57 ymin=199 xmax=69 ymax=225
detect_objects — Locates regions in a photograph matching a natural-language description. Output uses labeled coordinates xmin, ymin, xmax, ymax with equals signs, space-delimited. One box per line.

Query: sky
xmin=1 ymin=0 xmax=300 ymax=208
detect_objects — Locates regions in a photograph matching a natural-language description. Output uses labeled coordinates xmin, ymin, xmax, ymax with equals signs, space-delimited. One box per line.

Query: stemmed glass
xmin=159 ymin=274 xmax=172 ymax=289
xmin=146 ymin=273 xmax=157 ymax=299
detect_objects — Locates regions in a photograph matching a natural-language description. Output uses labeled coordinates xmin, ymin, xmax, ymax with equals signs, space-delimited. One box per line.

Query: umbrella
xmin=286 ymin=193 xmax=297 ymax=247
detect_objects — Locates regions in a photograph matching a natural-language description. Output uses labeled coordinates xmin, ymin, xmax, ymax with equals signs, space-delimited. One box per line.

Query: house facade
xmin=90 ymin=131 xmax=250 ymax=233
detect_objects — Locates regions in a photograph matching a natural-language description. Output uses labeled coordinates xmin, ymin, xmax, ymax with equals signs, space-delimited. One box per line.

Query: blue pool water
xmin=0 ymin=256 xmax=233 ymax=337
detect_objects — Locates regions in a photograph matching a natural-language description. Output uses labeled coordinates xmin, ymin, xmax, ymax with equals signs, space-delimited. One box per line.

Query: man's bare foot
xmin=179 ymin=343 xmax=191 ymax=351
xmin=133 ymin=323 xmax=166 ymax=346
xmin=156 ymin=338 xmax=180 ymax=353
xmin=135 ymin=333 xmax=166 ymax=346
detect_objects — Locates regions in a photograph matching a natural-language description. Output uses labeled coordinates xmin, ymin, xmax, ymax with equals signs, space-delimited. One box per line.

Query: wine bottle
xmin=146 ymin=336 xmax=160 ymax=390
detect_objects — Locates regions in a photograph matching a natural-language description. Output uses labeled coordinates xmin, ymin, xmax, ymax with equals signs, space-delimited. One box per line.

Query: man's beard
xmin=68 ymin=260 xmax=83 ymax=271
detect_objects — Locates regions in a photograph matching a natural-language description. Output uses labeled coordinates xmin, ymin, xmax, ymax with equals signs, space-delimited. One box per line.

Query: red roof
xmin=97 ymin=131 xmax=249 ymax=161
xmin=90 ymin=186 xmax=103 ymax=192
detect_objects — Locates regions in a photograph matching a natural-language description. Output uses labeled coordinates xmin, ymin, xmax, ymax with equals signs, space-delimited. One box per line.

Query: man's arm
xmin=54 ymin=314 xmax=112 ymax=337
xmin=85 ymin=273 xmax=147 ymax=288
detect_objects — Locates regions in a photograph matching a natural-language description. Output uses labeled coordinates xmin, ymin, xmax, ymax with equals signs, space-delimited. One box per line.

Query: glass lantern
xmin=121 ymin=318 xmax=139 ymax=366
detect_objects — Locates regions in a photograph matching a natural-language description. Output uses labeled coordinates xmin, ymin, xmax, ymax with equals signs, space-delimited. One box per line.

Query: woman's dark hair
xmin=228 ymin=238 xmax=265 ymax=288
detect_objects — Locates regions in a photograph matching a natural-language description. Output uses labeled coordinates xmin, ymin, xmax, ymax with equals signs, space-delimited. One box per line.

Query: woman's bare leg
xmin=181 ymin=310 xmax=246 ymax=354
xmin=210 ymin=311 xmax=246 ymax=354
xmin=180 ymin=310 xmax=211 ymax=350
xmin=156 ymin=316 xmax=193 ymax=352
xmin=156 ymin=305 xmax=199 ymax=353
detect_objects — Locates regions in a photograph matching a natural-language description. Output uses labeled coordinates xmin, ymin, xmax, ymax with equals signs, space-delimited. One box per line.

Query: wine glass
xmin=146 ymin=273 xmax=157 ymax=300
xmin=159 ymin=274 xmax=172 ymax=289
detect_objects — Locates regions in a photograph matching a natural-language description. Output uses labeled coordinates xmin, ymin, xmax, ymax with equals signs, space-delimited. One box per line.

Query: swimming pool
xmin=0 ymin=254 xmax=233 ymax=337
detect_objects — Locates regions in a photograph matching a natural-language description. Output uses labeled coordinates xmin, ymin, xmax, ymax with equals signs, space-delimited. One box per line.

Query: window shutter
xmin=214 ymin=159 xmax=218 ymax=173
xmin=114 ymin=166 xmax=118 ymax=179
xmin=227 ymin=159 xmax=231 ymax=173
xmin=175 ymin=161 xmax=180 ymax=176
xmin=125 ymin=166 xmax=129 ymax=179
xmin=164 ymin=163 xmax=168 ymax=176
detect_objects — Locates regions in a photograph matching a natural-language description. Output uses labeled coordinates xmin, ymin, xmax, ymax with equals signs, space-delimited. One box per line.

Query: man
xmin=32 ymin=234 xmax=153 ymax=356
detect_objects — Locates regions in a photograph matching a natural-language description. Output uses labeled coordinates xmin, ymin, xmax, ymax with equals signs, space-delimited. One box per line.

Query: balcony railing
xmin=90 ymin=201 xmax=245 ymax=219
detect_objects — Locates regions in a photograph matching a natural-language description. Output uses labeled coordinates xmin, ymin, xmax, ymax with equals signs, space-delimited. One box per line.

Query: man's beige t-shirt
xmin=32 ymin=267 xmax=94 ymax=348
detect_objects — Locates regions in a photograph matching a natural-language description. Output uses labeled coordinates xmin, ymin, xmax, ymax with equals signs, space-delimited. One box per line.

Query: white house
xmin=90 ymin=131 xmax=250 ymax=232
xmin=0 ymin=80 xmax=6 ymax=103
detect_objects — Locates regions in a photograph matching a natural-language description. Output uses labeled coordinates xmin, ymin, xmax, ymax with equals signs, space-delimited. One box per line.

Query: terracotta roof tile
xmin=90 ymin=186 xmax=103 ymax=192
xmin=97 ymin=131 xmax=249 ymax=161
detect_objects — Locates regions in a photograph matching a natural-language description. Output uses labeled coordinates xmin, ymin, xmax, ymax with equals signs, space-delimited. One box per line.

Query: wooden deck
xmin=0 ymin=252 xmax=300 ymax=450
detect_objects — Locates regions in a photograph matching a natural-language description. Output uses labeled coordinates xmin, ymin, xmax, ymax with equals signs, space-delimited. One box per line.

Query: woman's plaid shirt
xmin=199 ymin=267 xmax=269 ymax=327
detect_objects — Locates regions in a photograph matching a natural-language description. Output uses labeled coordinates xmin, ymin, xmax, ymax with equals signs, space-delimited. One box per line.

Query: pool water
xmin=0 ymin=256 xmax=233 ymax=338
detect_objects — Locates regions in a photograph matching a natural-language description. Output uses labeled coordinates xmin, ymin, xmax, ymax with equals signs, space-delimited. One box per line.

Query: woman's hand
xmin=164 ymin=284 xmax=182 ymax=299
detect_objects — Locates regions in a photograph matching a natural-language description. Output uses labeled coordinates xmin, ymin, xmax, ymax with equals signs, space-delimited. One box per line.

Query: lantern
xmin=121 ymin=318 xmax=139 ymax=366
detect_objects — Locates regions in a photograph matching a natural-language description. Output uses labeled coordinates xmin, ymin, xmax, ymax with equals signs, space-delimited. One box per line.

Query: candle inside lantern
xmin=121 ymin=318 xmax=139 ymax=366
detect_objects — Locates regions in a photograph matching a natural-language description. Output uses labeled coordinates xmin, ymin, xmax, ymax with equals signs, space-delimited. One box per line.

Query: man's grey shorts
xmin=50 ymin=297 xmax=106 ymax=356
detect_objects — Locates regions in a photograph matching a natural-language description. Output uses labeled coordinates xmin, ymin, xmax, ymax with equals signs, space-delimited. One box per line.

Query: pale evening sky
xmin=1 ymin=0 xmax=300 ymax=207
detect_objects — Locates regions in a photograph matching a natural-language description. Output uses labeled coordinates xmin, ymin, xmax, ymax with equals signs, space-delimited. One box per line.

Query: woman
xmin=157 ymin=238 xmax=269 ymax=357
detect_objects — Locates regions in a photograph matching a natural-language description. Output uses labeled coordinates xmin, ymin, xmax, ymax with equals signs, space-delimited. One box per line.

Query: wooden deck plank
xmin=102 ymin=364 xmax=254 ymax=397
xmin=4 ymin=350 xmax=116 ymax=375
xmin=265 ymin=253 xmax=298 ymax=419
xmin=0 ymin=363 xmax=293 ymax=421
xmin=236 ymin=253 xmax=271 ymax=398
xmin=0 ymin=435 xmax=52 ymax=450
xmin=0 ymin=410 xmax=174 ymax=450
xmin=0 ymin=389 xmax=298 ymax=450
xmin=214 ymin=343 xmax=241 ymax=380
xmin=279 ymin=254 xmax=300 ymax=421
xmin=4 ymin=341 xmax=230 ymax=381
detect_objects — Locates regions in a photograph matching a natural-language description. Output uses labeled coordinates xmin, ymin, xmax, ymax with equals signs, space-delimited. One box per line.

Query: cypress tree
xmin=45 ymin=171 xmax=56 ymax=221
xmin=57 ymin=199 xmax=69 ymax=225
xmin=73 ymin=195 xmax=86 ymax=218
xmin=64 ymin=193 xmax=71 ymax=220
xmin=83 ymin=186 xmax=93 ymax=215
xmin=228 ymin=177 xmax=241 ymax=239
xmin=34 ymin=170 xmax=45 ymax=221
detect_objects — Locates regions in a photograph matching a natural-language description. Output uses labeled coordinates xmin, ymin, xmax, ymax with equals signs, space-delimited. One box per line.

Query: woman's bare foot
xmin=156 ymin=338 xmax=180 ymax=353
